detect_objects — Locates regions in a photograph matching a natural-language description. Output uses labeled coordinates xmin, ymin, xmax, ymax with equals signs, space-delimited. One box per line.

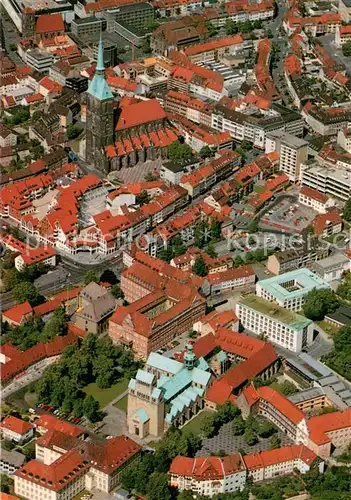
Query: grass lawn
xmin=181 ymin=410 xmax=214 ymax=436
xmin=5 ymin=385 xmax=37 ymax=410
xmin=317 ymin=320 xmax=341 ymax=338
xmin=114 ymin=395 xmax=128 ymax=413
xmin=83 ymin=378 xmax=128 ymax=408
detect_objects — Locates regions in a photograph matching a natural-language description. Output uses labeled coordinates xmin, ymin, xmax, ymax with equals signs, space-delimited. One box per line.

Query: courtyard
xmin=196 ymin=420 xmax=293 ymax=457
xmin=83 ymin=378 xmax=129 ymax=409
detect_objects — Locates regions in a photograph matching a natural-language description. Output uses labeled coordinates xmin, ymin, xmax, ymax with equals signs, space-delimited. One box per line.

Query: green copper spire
xmin=87 ymin=35 xmax=113 ymax=101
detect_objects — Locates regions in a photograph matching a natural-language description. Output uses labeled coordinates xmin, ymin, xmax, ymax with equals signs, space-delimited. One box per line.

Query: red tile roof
xmin=243 ymin=444 xmax=317 ymax=470
xmin=312 ymin=209 xmax=342 ymax=236
xmin=170 ymin=454 xmax=244 ymax=479
xmin=307 ymin=408 xmax=351 ymax=445
xmin=2 ymin=301 xmax=33 ymax=325
xmin=0 ymin=415 xmax=33 ymax=435
xmin=35 ymin=415 xmax=83 ymax=438
xmin=116 ymin=98 xmax=167 ymax=130
xmin=184 ymin=35 xmax=243 ymax=56
xmin=206 ymin=265 xmax=255 ymax=284
xmin=257 ymin=386 xmax=305 ymax=424
xmin=0 ymin=494 xmax=19 ymax=500
xmin=36 ymin=14 xmax=65 ymax=35
xmin=300 ymin=186 xmax=328 ymax=203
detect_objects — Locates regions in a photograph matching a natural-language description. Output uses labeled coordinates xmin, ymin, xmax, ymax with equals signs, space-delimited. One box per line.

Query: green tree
xmin=257 ymin=420 xmax=277 ymax=438
xmin=147 ymin=472 xmax=171 ymax=500
xmin=200 ymin=414 xmax=216 ymax=437
xmin=234 ymin=255 xmax=244 ymax=267
xmin=99 ymin=269 xmax=117 ymax=284
xmin=142 ymin=37 xmax=152 ymax=54
xmin=343 ymin=42 xmax=351 ymax=56
xmin=84 ymin=270 xmax=99 ymax=285
xmin=167 ymin=141 xmax=194 ymax=161
xmin=41 ymin=307 xmax=68 ymax=342
xmin=12 ymin=281 xmax=40 ymax=306
xmin=225 ymin=19 xmax=238 ymax=35
xmin=111 ymin=284 xmax=124 ymax=300
xmin=244 ymin=427 xmax=258 ymax=445
xmin=73 ymin=399 xmax=84 ymax=417
xmin=199 ymin=145 xmax=215 ymax=158
xmin=232 ymin=416 xmax=245 ymax=435
xmin=0 ymin=474 xmax=13 ymax=493
xmin=216 ymin=401 xmax=240 ymax=424
xmin=146 ymin=19 xmax=160 ymax=31
xmin=342 ymin=197 xmax=351 ymax=221
xmin=136 ymin=189 xmax=150 ymax=206
xmin=206 ymin=242 xmax=217 ymax=258
xmin=83 ymin=394 xmax=100 ymax=422
xmin=303 ymin=288 xmax=340 ymax=321
xmin=192 ymin=255 xmax=209 ymax=277
xmin=66 ymin=124 xmax=80 ymax=140
xmin=210 ymin=217 xmax=222 ymax=240
xmin=270 ymin=435 xmax=281 ymax=449
xmin=9 ymin=43 xmax=17 ymax=51
xmin=204 ymin=21 xmax=217 ymax=37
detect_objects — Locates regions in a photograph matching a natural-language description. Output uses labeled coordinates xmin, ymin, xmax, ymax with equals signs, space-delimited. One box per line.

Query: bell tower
xmin=85 ymin=36 xmax=114 ymax=170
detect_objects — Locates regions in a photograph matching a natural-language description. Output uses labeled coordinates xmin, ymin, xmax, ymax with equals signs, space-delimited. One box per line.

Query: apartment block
xmin=298 ymin=186 xmax=335 ymax=213
xmin=236 ymin=294 xmax=314 ymax=352
xmin=267 ymin=246 xmax=329 ymax=275
xmin=265 ymin=130 xmax=308 ymax=182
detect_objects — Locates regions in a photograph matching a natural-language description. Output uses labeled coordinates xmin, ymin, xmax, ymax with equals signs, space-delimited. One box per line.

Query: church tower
xmin=85 ymin=37 xmax=114 ymax=169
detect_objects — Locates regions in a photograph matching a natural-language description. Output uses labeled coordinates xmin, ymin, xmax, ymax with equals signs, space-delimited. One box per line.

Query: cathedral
xmin=85 ymin=39 xmax=180 ymax=173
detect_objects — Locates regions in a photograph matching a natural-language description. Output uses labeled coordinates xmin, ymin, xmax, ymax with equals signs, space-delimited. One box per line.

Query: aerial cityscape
xmin=0 ymin=0 xmax=351 ymax=499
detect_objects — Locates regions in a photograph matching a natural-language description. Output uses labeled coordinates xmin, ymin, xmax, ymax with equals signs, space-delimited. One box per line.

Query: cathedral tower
xmin=85 ymin=37 xmax=114 ymax=169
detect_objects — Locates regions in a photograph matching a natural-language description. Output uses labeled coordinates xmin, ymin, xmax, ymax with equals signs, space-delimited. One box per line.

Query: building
xmin=109 ymin=282 xmax=206 ymax=358
xmin=35 ymin=415 xmax=84 ymax=438
xmin=243 ymin=445 xmax=322 ymax=483
xmin=307 ymin=408 xmax=351 ymax=457
xmin=169 ymin=454 xmax=247 ymax=496
xmin=183 ymin=35 xmax=245 ymax=64
xmin=25 ymin=50 xmax=53 ymax=73
xmin=311 ymin=209 xmax=343 ymax=238
xmin=325 ymin=305 xmax=351 ymax=327
xmin=288 ymin=387 xmax=339 ymax=414
xmin=66 ymin=75 xmax=88 ymax=93
xmin=104 ymin=3 xmax=154 ymax=32
xmin=2 ymin=301 xmax=33 ymax=326
xmin=236 ymin=294 xmax=314 ymax=352
xmin=300 ymin=161 xmax=351 ymax=202
xmin=127 ymin=345 xmax=212 ymax=438
xmin=201 ymin=265 xmax=256 ymax=296
xmin=312 ymin=252 xmax=350 ymax=282
xmin=338 ymin=0 xmax=351 ymax=23
xmin=74 ymin=283 xmax=116 ymax=334
xmin=92 ymin=38 xmax=118 ymax=67
xmin=0 ymin=416 xmax=34 ymax=444
xmin=267 ymin=246 xmax=329 ymax=275
xmin=71 ymin=17 xmax=103 ymax=38
xmin=14 ymin=434 xmax=141 ymax=500
xmin=256 ymin=268 xmax=331 ymax=312
xmin=337 ymin=128 xmax=351 ymax=153
xmin=0 ymin=124 xmax=17 ymax=147
xmin=0 ymin=450 xmax=25 ymax=476
xmin=265 ymin=131 xmax=308 ymax=182
xmin=302 ymin=104 xmax=351 ymax=136
xmin=298 ymin=187 xmax=335 ymax=213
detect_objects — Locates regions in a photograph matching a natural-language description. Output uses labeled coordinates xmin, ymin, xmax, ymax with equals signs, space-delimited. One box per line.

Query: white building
xmin=300 ymin=161 xmax=351 ymax=201
xmin=256 ymin=268 xmax=331 ymax=312
xmin=0 ymin=416 xmax=34 ymax=444
xmin=313 ymin=253 xmax=350 ymax=282
xmin=170 ymin=455 xmax=247 ymax=496
xmin=337 ymin=128 xmax=351 ymax=153
xmin=236 ymin=294 xmax=314 ymax=352
xmin=299 ymin=186 xmax=335 ymax=213
xmin=265 ymin=130 xmax=308 ymax=182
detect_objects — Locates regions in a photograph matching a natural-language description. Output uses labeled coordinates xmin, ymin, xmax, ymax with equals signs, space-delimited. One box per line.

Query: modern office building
xmin=300 ymin=161 xmax=351 ymax=201
xmin=265 ymin=130 xmax=308 ymax=182
xmin=104 ymin=3 xmax=154 ymax=32
xmin=25 ymin=49 xmax=53 ymax=73
xmin=256 ymin=268 xmax=330 ymax=311
xmin=71 ymin=17 xmax=104 ymax=38
xmin=236 ymin=294 xmax=314 ymax=352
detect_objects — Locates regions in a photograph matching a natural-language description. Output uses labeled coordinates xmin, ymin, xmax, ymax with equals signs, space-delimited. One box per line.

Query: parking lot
xmin=261 ymin=198 xmax=317 ymax=234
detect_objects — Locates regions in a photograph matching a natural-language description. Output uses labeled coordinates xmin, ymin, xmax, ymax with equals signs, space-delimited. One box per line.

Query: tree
xmin=303 ymin=288 xmax=340 ymax=321
xmin=234 ymin=255 xmax=244 ymax=267
xmin=206 ymin=242 xmax=217 ymax=258
xmin=192 ymin=256 xmax=209 ymax=277
xmin=323 ymin=325 xmax=351 ymax=380
xmin=244 ymin=427 xmax=258 ymax=445
xmin=204 ymin=21 xmax=217 ymax=37
xmin=84 ymin=270 xmax=99 ymax=285
xmin=257 ymin=420 xmax=277 ymax=438
xmin=146 ymin=19 xmax=160 ymax=31
xmin=266 ymin=28 xmax=273 ymax=38
xmin=83 ymin=394 xmax=100 ymax=422
xmin=270 ymin=435 xmax=281 ymax=449
xmin=12 ymin=281 xmax=40 ymax=306
xmin=99 ymin=269 xmax=117 ymax=284
xmin=343 ymin=42 xmax=351 ymax=56
xmin=142 ymin=37 xmax=152 ymax=54
xmin=342 ymin=197 xmax=351 ymax=221
xmin=32 ymin=110 xmax=42 ymax=121
xmin=41 ymin=307 xmax=68 ymax=342
xmin=232 ymin=416 xmax=245 ymax=435
xmin=144 ymin=172 xmax=157 ymax=181
xmin=225 ymin=19 xmax=238 ymax=35
xmin=147 ymin=472 xmax=171 ymax=500
xmin=73 ymin=399 xmax=84 ymax=417
xmin=136 ymin=189 xmax=150 ymax=206
xmin=111 ymin=284 xmax=124 ymax=300
xmin=23 ymin=442 xmax=36 ymax=461
xmin=9 ymin=43 xmax=17 ymax=51
xmin=66 ymin=124 xmax=80 ymax=140
xmin=210 ymin=217 xmax=222 ymax=240
xmin=167 ymin=141 xmax=193 ymax=161
xmin=0 ymin=474 xmax=13 ymax=493
xmin=216 ymin=401 xmax=240 ymax=424
xmin=200 ymin=414 xmax=216 ymax=437
xmin=199 ymin=145 xmax=215 ymax=158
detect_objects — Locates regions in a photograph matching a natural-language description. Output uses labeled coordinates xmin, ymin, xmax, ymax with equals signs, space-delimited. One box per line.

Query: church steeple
xmin=87 ymin=35 xmax=113 ymax=101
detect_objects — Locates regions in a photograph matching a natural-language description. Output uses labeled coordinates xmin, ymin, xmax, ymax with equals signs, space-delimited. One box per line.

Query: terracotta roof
xmin=36 ymin=14 xmax=65 ymax=35
xmin=35 ymin=415 xmax=83 ymax=438
xmin=170 ymin=454 xmax=244 ymax=479
xmin=312 ymin=209 xmax=342 ymax=236
xmin=116 ymin=98 xmax=167 ymax=130
xmin=0 ymin=416 xmax=33 ymax=435
xmin=307 ymin=408 xmax=351 ymax=445
xmin=243 ymin=444 xmax=317 ymax=470
xmin=257 ymin=386 xmax=305 ymax=424
xmin=2 ymin=301 xmax=33 ymax=325
xmin=0 ymin=494 xmax=19 ymax=500
xmin=206 ymin=265 xmax=255 ymax=284
xmin=300 ymin=186 xmax=328 ymax=203
xmin=184 ymin=35 xmax=243 ymax=56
